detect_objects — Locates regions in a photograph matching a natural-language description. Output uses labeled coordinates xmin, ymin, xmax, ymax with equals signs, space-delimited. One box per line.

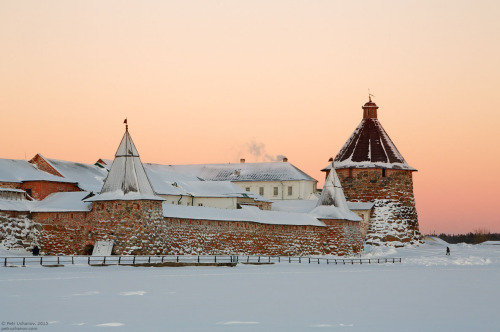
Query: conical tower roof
xmin=310 ymin=164 xmax=361 ymax=221
xmin=326 ymin=98 xmax=416 ymax=171
xmin=88 ymin=125 xmax=163 ymax=201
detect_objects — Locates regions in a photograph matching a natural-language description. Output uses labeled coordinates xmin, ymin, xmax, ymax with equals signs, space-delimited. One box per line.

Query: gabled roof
xmin=168 ymin=162 xmax=317 ymax=182
xmin=0 ymin=158 xmax=75 ymax=184
xmin=326 ymin=99 xmax=416 ymax=171
xmin=45 ymin=158 xmax=108 ymax=192
xmin=88 ymin=127 xmax=162 ymax=201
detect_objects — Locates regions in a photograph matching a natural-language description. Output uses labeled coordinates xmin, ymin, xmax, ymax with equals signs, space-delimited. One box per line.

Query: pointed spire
xmin=89 ymin=124 xmax=162 ymax=201
xmin=317 ymin=163 xmax=350 ymax=212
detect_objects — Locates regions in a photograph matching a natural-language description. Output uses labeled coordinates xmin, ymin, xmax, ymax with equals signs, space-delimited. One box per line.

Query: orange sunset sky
xmin=1 ymin=1 xmax=499 ymax=234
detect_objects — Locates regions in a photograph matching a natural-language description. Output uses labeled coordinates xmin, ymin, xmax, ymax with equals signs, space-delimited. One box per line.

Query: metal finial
xmin=368 ymin=89 xmax=375 ymax=102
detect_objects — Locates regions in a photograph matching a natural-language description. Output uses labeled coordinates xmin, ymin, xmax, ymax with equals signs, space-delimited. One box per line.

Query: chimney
xmin=240 ymin=158 xmax=245 ymax=163
xmin=282 ymin=157 xmax=288 ymax=162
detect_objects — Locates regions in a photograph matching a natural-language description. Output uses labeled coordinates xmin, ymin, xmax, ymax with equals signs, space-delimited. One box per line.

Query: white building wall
xmin=159 ymin=194 xmax=237 ymax=209
xmin=233 ymin=180 xmax=316 ymax=200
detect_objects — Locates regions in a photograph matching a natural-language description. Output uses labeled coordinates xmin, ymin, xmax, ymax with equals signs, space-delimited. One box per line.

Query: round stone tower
xmin=323 ymin=98 xmax=422 ymax=246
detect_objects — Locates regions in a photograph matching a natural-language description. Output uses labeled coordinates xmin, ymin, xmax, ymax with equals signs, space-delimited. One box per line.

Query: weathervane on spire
xmin=124 ymin=118 xmax=128 ymax=131
xmin=368 ymin=89 xmax=375 ymax=102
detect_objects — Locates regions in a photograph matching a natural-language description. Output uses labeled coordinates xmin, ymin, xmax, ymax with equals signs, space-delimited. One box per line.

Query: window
xmin=288 ymin=186 xmax=293 ymax=196
xmin=273 ymin=187 xmax=278 ymax=196
xmin=198 ymin=203 xmax=203 ymax=206
xmin=245 ymin=187 xmax=250 ymax=192
xmin=259 ymin=187 xmax=264 ymax=196
xmin=25 ymin=189 xmax=32 ymax=197
xmin=382 ymin=169 xmax=386 ymax=177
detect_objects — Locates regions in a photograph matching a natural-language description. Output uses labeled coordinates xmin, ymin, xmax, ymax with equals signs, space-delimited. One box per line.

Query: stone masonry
xmin=336 ymin=168 xmax=422 ymax=246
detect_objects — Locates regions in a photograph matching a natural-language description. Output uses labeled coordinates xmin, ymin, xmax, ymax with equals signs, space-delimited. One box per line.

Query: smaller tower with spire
xmin=86 ymin=122 xmax=165 ymax=255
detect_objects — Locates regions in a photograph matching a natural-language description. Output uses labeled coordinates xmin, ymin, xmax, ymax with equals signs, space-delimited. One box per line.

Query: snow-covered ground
xmin=1 ymin=239 xmax=499 ymax=332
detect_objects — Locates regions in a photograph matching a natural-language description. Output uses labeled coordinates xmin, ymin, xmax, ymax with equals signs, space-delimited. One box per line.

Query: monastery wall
xmin=0 ymin=211 xmax=40 ymax=250
xmin=27 ymin=200 xmax=362 ymax=256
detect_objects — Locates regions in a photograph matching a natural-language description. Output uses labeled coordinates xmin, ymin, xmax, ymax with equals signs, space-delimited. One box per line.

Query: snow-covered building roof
xmin=0 ymin=159 xmax=75 ymax=184
xmin=32 ymin=192 xmax=92 ymax=212
xmin=87 ymin=127 xmax=163 ymax=202
xmin=272 ymin=199 xmax=318 ymax=213
xmin=168 ymin=161 xmax=317 ymax=182
xmin=0 ymin=199 xmax=33 ymax=212
xmin=162 ymin=203 xmax=325 ymax=226
xmin=324 ymin=99 xmax=416 ymax=171
xmin=175 ymin=181 xmax=250 ymax=198
xmin=347 ymin=201 xmax=375 ymax=211
xmin=44 ymin=158 xmax=108 ymax=192
xmin=310 ymin=165 xmax=361 ymax=221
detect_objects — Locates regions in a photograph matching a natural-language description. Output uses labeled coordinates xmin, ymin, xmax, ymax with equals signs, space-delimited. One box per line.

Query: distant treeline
xmin=436 ymin=232 xmax=500 ymax=244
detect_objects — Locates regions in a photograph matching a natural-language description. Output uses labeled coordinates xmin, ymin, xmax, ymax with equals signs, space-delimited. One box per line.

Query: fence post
xmin=72 ymin=256 xmax=74 ymax=265
xmin=103 ymin=256 xmax=106 ymax=264
xmin=4 ymin=257 xmax=6 ymax=267
xmin=118 ymin=256 xmax=121 ymax=265
xmin=278 ymin=256 xmax=280 ymax=263
xmin=22 ymin=257 xmax=25 ymax=266
xmin=258 ymin=256 xmax=260 ymax=263
xmin=308 ymin=257 xmax=310 ymax=264
xmin=299 ymin=257 xmax=301 ymax=263
xmin=215 ymin=256 xmax=217 ymax=263
xmin=133 ymin=256 xmax=136 ymax=264
xmin=148 ymin=256 xmax=151 ymax=264
xmin=87 ymin=256 xmax=90 ymax=265
xmin=198 ymin=256 xmax=200 ymax=263
xmin=289 ymin=257 xmax=291 ymax=263
xmin=317 ymin=258 xmax=320 ymax=264
xmin=269 ymin=256 xmax=271 ymax=263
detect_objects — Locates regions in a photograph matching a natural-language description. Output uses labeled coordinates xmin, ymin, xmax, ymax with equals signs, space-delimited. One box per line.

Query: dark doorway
xmin=82 ymin=244 xmax=94 ymax=255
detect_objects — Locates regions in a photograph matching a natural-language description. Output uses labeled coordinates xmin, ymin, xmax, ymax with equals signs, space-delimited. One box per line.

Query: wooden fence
xmin=1 ymin=255 xmax=402 ymax=267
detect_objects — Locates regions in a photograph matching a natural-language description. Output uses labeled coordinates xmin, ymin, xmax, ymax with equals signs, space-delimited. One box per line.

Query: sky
xmin=1 ymin=0 xmax=499 ymax=234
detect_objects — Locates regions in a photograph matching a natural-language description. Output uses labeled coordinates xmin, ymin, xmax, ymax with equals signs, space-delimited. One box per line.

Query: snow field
xmin=1 ymin=241 xmax=499 ymax=332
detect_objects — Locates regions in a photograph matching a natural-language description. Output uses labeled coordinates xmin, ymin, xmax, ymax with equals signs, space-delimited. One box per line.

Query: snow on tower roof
xmin=325 ymin=99 xmax=416 ymax=171
xmin=88 ymin=126 xmax=163 ymax=202
xmin=310 ymin=164 xmax=361 ymax=221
